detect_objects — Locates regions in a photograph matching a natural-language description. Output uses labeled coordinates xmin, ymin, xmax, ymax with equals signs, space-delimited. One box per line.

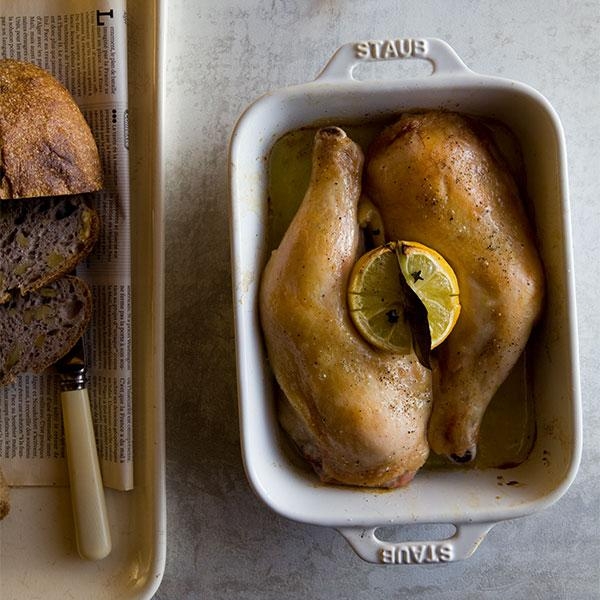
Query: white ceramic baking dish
xmin=229 ymin=38 xmax=581 ymax=564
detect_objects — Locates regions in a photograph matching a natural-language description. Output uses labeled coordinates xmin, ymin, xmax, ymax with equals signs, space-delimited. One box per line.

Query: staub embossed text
xmin=354 ymin=38 xmax=428 ymax=60
xmin=380 ymin=542 xmax=453 ymax=564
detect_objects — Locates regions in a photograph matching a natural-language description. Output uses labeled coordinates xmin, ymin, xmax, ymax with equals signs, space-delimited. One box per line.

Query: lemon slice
xmin=347 ymin=244 xmax=414 ymax=353
xmin=347 ymin=241 xmax=460 ymax=352
xmin=396 ymin=241 xmax=461 ymax=348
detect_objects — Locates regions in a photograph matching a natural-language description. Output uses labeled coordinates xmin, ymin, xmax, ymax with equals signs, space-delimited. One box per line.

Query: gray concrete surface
xmin=158 ymin=2 xmax=600 ymax=598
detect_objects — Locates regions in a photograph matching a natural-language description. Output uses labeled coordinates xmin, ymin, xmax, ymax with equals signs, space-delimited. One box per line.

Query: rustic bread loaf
xmin=0 ymin=466 xmax=8 ymax=520
xmin=0 ymin=59 xmax=103 ymax=199
xmin=0 ymin=196 xmax=99 ymax=303
xmin=0 ymin=275 xmax=92 ymax=386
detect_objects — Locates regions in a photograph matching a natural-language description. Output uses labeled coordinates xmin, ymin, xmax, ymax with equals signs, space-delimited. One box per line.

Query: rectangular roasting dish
xmin=229 ymin=38 xmax=581 ymax=563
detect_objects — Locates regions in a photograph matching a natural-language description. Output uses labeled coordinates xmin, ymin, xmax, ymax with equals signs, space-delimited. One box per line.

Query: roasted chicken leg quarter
xmin=260 ymin=127 xmax=432 ymax=488
xmin=364 ymin=111 xmax=544 ymax=462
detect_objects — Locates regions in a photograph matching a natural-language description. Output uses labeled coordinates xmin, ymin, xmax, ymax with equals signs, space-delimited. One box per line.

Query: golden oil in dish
xmin=267 ymin=122 xmax=536 ymax=471
xmin=267 ymin=121 xmax=388 ymax=252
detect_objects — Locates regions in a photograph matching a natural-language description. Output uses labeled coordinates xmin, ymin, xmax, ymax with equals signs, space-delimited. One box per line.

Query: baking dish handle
xmin=336 ymin=522 xmax=495 ymax=564
xmin=316 ymin=37 xmax=471 ymax=81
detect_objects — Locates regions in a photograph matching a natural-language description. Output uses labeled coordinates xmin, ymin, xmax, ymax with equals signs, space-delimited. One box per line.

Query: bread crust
xmin=0 ymin=59 xmax=103 ymax=199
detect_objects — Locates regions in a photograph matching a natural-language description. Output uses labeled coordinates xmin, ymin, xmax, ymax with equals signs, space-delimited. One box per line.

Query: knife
xmin=57 ymin=336 xmax=112 ymax=560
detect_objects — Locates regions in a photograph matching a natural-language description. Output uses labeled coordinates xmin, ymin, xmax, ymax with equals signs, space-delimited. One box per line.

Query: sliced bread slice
xmin=0 ymin=275 xmax=92 ymax=386
xmin=0 ymin=196 xmax=99 ymax=303
xmin=0 ymin=59 xmax=103 ymax=199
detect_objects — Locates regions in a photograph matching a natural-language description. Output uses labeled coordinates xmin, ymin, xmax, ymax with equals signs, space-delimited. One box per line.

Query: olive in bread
xmin=0 ymin=196 xmax=99 ymax=303
xmin=0 ymin=275 xmax=92 ymax=386
xmin=0 ymin=59 xmax=103 ymax=199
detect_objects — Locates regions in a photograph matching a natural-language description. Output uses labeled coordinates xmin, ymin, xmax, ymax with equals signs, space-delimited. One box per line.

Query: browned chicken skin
xmin=260 ymin=127 xmax=432 ymax=487
xmin=364 ymin=111 xmax=544 ymax=462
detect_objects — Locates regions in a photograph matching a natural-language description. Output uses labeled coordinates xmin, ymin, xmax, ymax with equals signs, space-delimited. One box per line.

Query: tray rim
xmin=0 ymin=0 xmax=167 ymax=597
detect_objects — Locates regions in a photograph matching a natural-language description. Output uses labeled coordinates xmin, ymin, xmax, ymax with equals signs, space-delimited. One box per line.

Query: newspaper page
xmin=0 ymin=1 xmax=133 ymax=491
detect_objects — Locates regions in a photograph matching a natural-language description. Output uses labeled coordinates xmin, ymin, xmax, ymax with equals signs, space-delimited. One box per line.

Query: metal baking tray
xmin=0 ymin=0 xmax=166 ymax=595
xmin=229 ymin=38 xmax=581 ymax=563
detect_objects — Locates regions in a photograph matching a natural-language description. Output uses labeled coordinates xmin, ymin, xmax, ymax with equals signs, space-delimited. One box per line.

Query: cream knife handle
xmin=61 ymin=388 xmax=112 ymax=560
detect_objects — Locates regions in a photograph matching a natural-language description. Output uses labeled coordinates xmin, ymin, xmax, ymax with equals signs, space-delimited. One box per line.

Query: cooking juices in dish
xmin=262 ymin=112 xmax=540 ymax=483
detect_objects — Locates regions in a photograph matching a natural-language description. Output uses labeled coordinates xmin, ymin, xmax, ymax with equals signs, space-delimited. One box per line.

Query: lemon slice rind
xmin=347 ymin=241 xmax=461 ymax=353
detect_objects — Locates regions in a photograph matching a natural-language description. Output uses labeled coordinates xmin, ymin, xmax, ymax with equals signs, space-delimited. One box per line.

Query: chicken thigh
xmin=260 ymin=127 xmax=432 ymax=488
xmin=364 ymin=111 xmax=544 ymax=462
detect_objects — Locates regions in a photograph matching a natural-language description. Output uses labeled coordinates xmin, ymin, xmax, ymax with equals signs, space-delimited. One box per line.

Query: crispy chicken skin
xmin=260 ymin=127 xmax=432 ymax=488
xmin=364 ymin=111 xmax=544 ymax=462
